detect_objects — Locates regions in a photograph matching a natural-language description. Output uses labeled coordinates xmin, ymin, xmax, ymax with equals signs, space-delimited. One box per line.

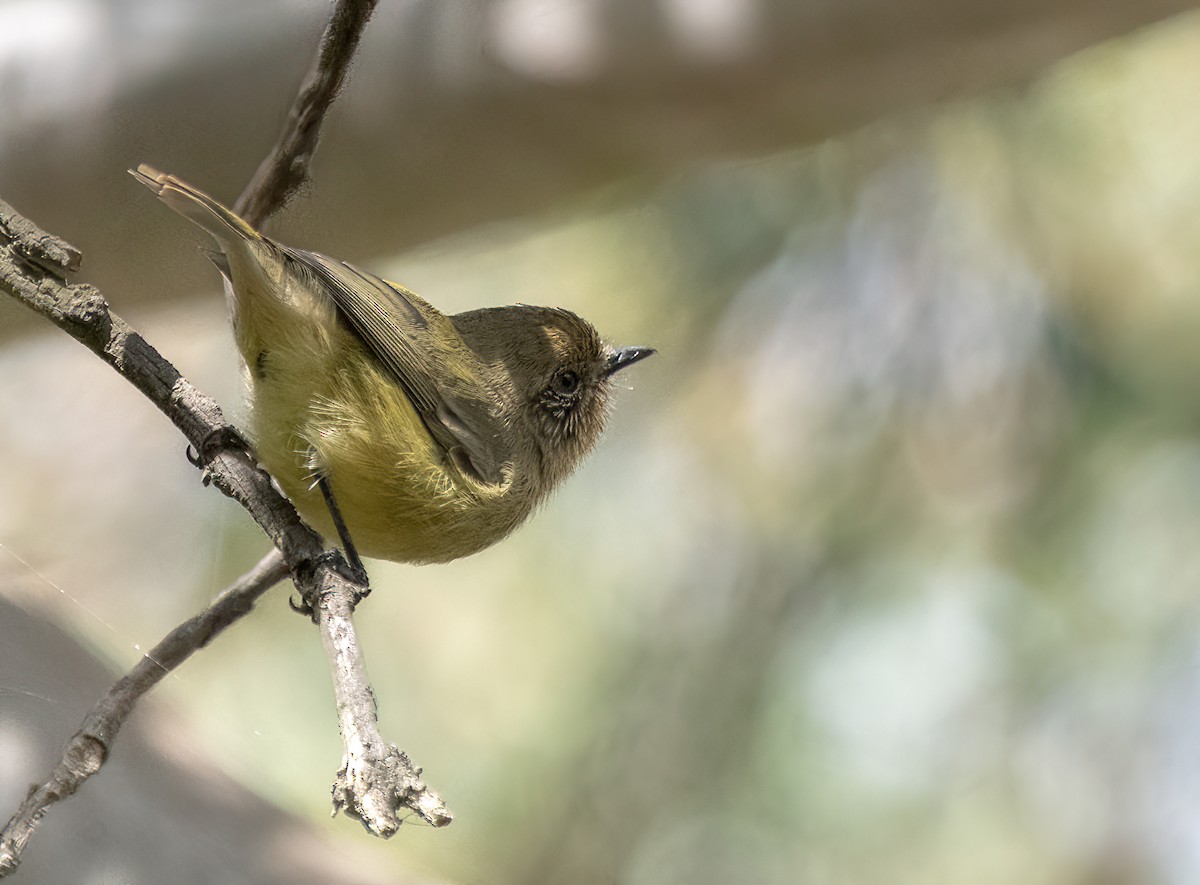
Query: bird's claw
xmin=291 ymin=550 xmax=372 ymax=620
xmin=186 ymin=425 xmax=255 ymax=485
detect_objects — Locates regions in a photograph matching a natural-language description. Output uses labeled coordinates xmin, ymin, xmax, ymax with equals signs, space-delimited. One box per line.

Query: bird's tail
xmin=129 ymin=164 xmax=260 ymax=247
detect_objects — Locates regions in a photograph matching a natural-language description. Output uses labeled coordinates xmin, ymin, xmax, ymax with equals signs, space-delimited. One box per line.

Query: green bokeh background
xmin=7 ymin=5 xmax=1200 ymax=884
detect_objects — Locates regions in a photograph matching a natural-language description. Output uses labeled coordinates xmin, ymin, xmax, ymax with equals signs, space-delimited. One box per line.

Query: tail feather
xmin=130 ymin=164 xmax=259 ymax=247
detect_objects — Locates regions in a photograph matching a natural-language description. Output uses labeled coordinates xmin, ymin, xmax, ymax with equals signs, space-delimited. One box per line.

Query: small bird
xmin=132 ymin=165 xmax=654 ymax=570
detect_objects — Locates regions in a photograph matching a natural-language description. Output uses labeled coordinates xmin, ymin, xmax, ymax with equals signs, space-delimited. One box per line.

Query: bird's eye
xmin=553 ymin=369 xmax=580 ymax=395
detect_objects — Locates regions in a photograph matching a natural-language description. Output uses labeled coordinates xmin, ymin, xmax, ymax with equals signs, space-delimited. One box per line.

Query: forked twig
xmin=0 ymin=0 xmax=450 ymax=874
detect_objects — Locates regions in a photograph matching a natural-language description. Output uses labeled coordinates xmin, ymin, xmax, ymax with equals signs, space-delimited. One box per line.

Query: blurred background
xmin=6 ymin=0 xmax=1200 ymax=882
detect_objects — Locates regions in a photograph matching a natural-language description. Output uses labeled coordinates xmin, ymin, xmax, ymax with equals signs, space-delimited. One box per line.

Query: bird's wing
xmin=286 ymin=248 xmax=508 ymax=486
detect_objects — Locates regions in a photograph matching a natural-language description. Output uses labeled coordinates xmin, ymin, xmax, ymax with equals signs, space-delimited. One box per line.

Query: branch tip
xmin=0 ymin=197 xmax=83 ymax=276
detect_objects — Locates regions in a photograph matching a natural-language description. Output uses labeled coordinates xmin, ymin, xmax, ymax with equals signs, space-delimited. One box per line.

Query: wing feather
xmin=286 ymin=248 xmax=507 ymax=485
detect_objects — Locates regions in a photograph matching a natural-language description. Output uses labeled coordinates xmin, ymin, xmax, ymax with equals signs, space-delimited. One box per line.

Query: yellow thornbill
xmin=131 ymin=165 xmax=654 ymax=572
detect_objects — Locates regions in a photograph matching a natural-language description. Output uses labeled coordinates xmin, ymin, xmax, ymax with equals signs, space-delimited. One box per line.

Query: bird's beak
xmin=605 ymin=346 xmax=656 ymax=377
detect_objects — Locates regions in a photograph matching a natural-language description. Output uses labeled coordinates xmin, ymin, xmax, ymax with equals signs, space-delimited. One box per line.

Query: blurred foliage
xmin=8 ymin=8 xmax=1200 ymax=885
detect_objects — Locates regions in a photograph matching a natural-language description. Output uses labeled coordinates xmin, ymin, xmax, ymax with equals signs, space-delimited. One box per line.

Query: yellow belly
xmin=248 ymin=333 xmax=528 ymax=564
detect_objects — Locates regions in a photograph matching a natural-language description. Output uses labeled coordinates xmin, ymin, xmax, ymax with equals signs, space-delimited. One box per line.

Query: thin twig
xmin=0 ymin=551 xmax=290 ymax=875
xmin=234 ymin=0 xmax=379 ymax=227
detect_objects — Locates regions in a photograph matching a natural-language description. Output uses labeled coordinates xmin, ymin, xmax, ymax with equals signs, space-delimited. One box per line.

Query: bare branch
xmin=0 ymin=158 xmax=448 ymax=877
xmin=0 ymin=200 xmax=307 ymax=553
xmin=323 ymin=589 xmax=453 ymax=833
xmin=0 ymin=551 xmax=290 ymax=875
xmin=234 ymin=0 xmax=379 ymax=227
xmin=0 ymin=3 xmax=451 ymax=872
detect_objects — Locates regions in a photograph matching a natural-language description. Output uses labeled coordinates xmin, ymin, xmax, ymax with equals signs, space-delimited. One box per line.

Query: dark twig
xmin=0 ymin=551 xmax=290 ymax=875
xmin=234 ymin=0 xmax=379 ymax=227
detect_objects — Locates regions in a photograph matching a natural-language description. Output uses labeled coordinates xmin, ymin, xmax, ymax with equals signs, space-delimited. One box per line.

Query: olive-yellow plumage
xmin=132 ymin=165 xmax=653 ymax=564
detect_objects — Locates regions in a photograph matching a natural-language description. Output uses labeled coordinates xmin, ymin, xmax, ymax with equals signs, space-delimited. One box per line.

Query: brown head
xmin=451 ymin=306 xmax=654 ymax=493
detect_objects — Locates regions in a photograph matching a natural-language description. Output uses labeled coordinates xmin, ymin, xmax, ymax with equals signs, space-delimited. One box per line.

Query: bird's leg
xmin=316 ymin=474 xmax=371 ymax=596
